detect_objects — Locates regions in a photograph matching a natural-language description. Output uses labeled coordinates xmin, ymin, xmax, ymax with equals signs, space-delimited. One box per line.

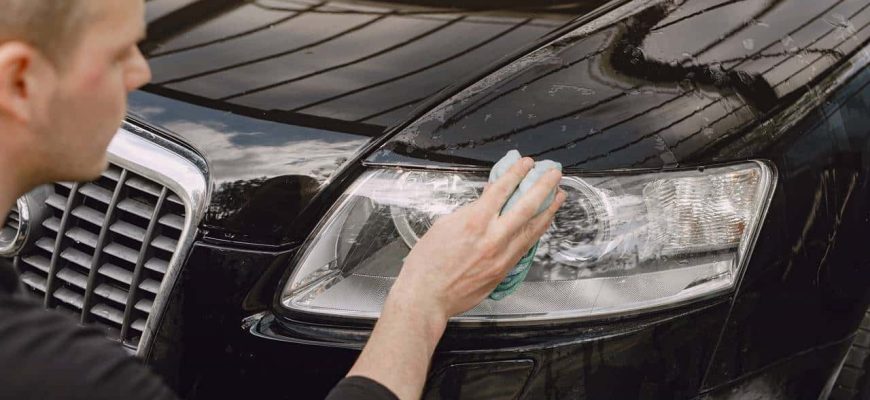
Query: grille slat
xmin=53 ymin=287 xmax=84 ymax=309
xmin=134 ymin=299 xmax=153 ymax=314
xmin=131 ymin=319 xmax=146 ymax=332
xmin=152 ymin=236 xmax=179 ymax=253
xmin=91 ymin=303 xmax=124 ymax=325
xmin=78 ymin=183 xmax=113 ymax=205
xmin=59 ymin=248 xmax=93 ymax=270
xmin=94 ymin=283 xmax=130 ymax=306
xmin=70 ymin=206 xmax=107 ymax=228
xmin=12 ymin=162 xmax=189 ymax=350
xmin=104 ymin=242 xmax=140 ymax=265
xmin=42 ymin=217 xmax=61 ymax=232
xmin=144 ymin=258 xmax=168 ymax=274
xmin=116 ymin=199 xmax=155 ymax=220
xmin=167 ymin=194 xmax=184 ymax=207
xmin=57 ymin=267 xmax=89 ymax=290
xmin=45 ymin=193 xmax=68 ymax=210
xmin=35 ymin=238 xmax=56 ymax=253
xmin=102 ymin=166 xmax=123 ymax=182
xmin=125 ymin=176 xmax=163 ymax=198
xmin=98 ymin=263 xmax=133 ymax=285
xmin=22 ymin=255 xmax=50 ymax=273
xmin=65 ymin=227 xmax=99 ymax=248
xmin=109 ymin=220 xmax=146 ymax=242
xmin=159 ymin=214 xmax=184 ymax=231
xmin=139 ymin=279 xmax=160 ymax=295
xmin=6 ymin=206 xmax=20 ymax=231
xmin=20 ymin=271 xmax=47 ymax=292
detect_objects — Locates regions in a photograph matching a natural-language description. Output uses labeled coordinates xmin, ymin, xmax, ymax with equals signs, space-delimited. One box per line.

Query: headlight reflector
xmin=281 ymin=162 xmax=773 ymax=323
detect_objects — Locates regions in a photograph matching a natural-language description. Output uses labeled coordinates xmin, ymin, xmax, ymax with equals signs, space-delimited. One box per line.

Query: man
xmin=0 ymin=1 xmax=564 ymax=399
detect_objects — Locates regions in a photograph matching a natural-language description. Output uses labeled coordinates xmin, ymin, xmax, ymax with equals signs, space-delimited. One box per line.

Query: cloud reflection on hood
xmin=128 ymin=90 xmax=372 ymax=244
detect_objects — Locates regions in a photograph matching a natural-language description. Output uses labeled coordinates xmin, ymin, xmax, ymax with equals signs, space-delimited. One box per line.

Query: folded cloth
xmin=488 ymin=150 xmax=562 ymax=300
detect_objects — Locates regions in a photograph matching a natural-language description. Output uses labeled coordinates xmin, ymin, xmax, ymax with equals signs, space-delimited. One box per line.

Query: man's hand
xmin=389 ymin=156 xmax=565 ymax=325
xmin=343 ymin=157 xmax=564 ymax=400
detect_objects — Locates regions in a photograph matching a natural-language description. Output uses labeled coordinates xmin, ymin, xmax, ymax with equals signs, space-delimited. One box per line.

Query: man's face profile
xmin=0 ymin=0 xmax=151 ymax=191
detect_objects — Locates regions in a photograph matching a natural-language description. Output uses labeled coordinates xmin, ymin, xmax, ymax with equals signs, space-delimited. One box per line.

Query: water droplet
xmin=484 ymin=114 xmax=492 ymax=123
xmin=781 ymin=35 xmax=795 ymax=51
xmin=742 ymin=38 xmax=754 ymax=50
xmin=680 ymin=52 xmax=695 ymax=64
xmin=561 ymin=125 xmax=567 ymax=132
xmin=548 ymin=84 xmax=596 ymax=96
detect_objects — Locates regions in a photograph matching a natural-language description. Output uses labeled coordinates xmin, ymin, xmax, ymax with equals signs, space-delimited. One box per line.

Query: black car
xmin=2 ymin=0 xmax=870 ymax=398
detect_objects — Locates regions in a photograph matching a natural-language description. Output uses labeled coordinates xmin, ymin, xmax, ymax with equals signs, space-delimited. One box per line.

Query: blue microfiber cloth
xmin=488 ymin=150 xmax=562 ymax=301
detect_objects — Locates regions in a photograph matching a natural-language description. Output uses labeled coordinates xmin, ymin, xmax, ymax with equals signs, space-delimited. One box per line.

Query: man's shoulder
xmin=0 ymin=261 xmax=21 ymax=295
xmin=0 ymin=285 xmax=178 ymax=400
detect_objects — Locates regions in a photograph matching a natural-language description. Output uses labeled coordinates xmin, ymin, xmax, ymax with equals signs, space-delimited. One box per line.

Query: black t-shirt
xmin=0 ymin=262 xmax=395 ymax=399
xmin=325 ymin=376 xmax=399 ymax=400
xmin=0 ymin=263 xmax=178 ymax=400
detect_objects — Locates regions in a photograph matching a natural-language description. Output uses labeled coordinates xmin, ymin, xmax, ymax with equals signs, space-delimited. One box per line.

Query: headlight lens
xmin=280 ymin=162 xmax=773 ymax=323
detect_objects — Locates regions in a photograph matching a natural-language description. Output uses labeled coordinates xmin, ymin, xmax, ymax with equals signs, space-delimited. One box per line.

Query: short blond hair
xmin=0 ymin=1 xmax=89 ymax=64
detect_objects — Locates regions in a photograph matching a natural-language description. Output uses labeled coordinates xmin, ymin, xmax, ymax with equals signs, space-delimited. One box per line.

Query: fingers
xmin=497 ymin=168 xmax=563 ymax=233
xmin=495 ymin=190 xmax=566 ymax=272
xmin=477 ymin=157 xmax=534 ymax=215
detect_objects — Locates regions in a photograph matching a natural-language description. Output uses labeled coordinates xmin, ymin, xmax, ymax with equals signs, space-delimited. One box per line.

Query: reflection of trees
xmin=387 ymin=0 xmax=869 ymax=167
xmin=207 ymin=178 xmax=266 ymax=222
xmin=142 ymin=0 xmax=248 ymax=54
xmin=206 ymin=175 xmax=322 ymax=237
xmin=142 ymin=0 xmax=571 ymax=134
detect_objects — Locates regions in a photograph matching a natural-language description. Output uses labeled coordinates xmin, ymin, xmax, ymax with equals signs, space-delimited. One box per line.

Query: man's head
xmin=0 ymin=0 xmax=151 ymax=193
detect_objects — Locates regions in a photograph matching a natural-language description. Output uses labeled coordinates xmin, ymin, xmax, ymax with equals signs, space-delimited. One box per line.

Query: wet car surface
xmin=3 ymin=0 xmax=870 ymax=398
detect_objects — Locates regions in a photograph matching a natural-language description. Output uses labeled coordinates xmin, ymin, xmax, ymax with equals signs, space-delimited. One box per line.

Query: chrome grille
xmin=3 ymin=203 xmax=19 ymax=231
xmin=0 ymin=203 xmax=19 ymax=247
xmin=5 ymin=126 xmax=208 ymax=356
xmin=16 ymin=165 xmax=186 ymax=348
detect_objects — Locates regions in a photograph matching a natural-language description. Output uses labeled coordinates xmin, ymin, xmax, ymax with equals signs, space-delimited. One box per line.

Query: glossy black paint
xmin=130 ymin=0 xmax=870 ymax=399
xmin=133 ymin=0 xmax=588 ymax=246
xmin=156 ymin=281 xmax=730 ymax=399
xmin=143 ymin=242 xmax=296 ymax=395
xmin=701 ymin=60 xmax=870 ymax=392
xmin=368 ymin=0 xmax=870 ymax=170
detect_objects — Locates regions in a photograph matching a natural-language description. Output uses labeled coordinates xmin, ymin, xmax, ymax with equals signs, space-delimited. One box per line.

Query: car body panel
xmin=133 ymin=0 xmax=593 ymax=246
xmin=367 ymin=0 xmax=870 ymax=170
xmin=124 ymin=0 xmax=870 ymax=398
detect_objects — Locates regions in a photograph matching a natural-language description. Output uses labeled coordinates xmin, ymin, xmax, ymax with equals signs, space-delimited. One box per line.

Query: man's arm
xmin=332 ymin=157 xmax=565 ymax=400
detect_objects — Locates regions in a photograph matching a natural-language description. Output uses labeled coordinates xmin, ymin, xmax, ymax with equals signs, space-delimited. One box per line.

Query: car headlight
xmin=280 ymin=162 xmax=773 ymax=323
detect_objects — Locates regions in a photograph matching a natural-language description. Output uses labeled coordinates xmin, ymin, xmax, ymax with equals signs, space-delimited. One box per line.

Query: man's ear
xmin=0 ymin=42 xmax=47 ymax=124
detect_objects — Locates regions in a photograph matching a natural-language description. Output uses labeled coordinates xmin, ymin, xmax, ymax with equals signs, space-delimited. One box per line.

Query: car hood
xmin=367 ymin=0 xmax=870 ymax=170
xmin=130 ymin=0 xmax=593 ymax=246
